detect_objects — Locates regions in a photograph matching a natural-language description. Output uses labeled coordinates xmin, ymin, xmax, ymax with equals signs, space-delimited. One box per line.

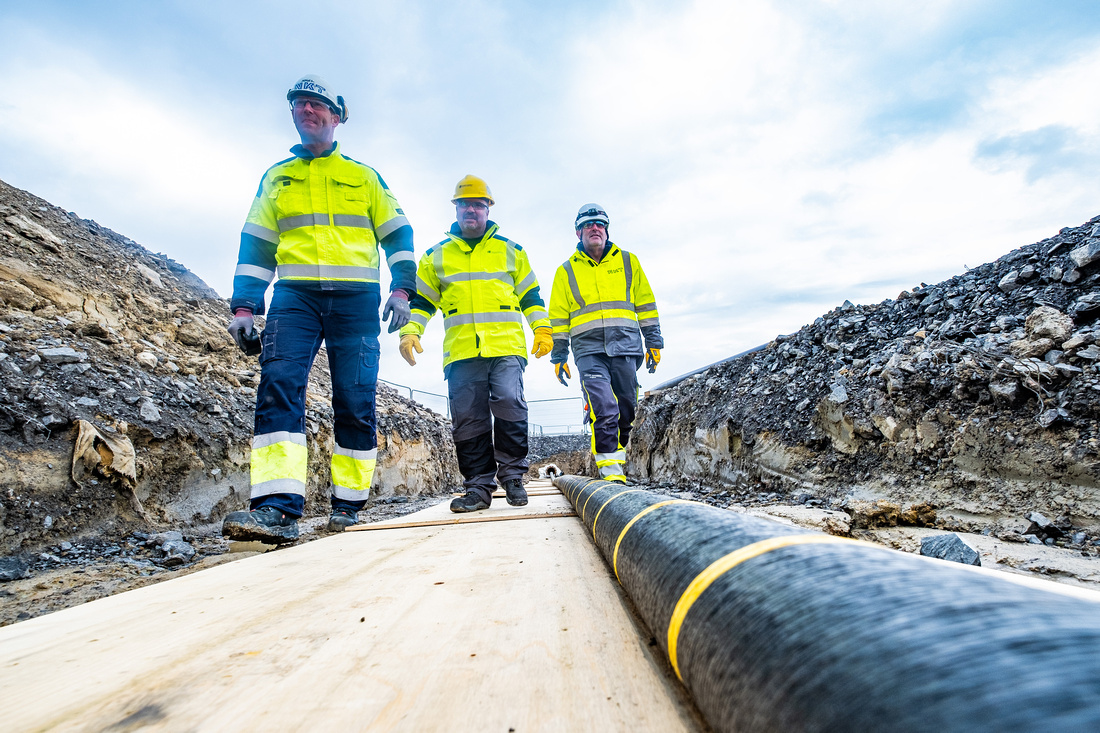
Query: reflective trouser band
xmin=251 ymin=432 xmax=308 ymax=498
xmin=331 ymin=446 xmax=378 ymax=501
xmin=595 ymin=450 xmax=626 ymax=481
xmin=277 ymin=264 xmax=380 ymax=280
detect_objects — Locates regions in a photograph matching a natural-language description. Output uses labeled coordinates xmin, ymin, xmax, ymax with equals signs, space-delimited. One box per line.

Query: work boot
xmin=221 ymin=506 xmax=299 ymax=544
xmin=502 ymin=478 xmax=528 ymax=507
xmin=326 ymin=507 xmax=358 ymax=532
xmin=450 ymin=491 xmax=490 ymax=513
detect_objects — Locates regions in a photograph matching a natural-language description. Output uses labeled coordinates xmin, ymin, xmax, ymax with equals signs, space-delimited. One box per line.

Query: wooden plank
xmin=0 ymin=496 xmax=706 ymax=732
xmin=348 ymin=510 xmax=577 ymax=532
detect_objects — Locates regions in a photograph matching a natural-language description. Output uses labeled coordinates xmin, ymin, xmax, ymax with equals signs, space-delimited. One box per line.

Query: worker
xmin=222 ymin=74 xmax=416 ymax=543
xmin=398 ymin=176 xmax=552 ymax=512
xmin=548 ymin=204 xmax=662 ymax=484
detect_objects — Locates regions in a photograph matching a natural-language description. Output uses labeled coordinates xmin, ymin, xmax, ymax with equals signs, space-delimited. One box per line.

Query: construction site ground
xmin=0 ymin=480 xmax=709 ymax=732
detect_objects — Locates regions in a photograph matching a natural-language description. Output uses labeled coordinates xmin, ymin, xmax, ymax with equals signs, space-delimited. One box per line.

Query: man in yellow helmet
xmin=398 ymin=176 xmax=552 ymax=512
xmin=548 ymin=204 xmax=662 ymax=484
xmin=221 ymin=74 xmax=416 ymax=543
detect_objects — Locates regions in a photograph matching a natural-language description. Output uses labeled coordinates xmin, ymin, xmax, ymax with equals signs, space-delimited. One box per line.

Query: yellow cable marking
xmin=612 ymin=500 xmax=690 ymax=581
xmin=592 ymin=490 xmax=645 ymax=541
xmin=580 ymin=485 xmax=604 ymax=522
xmin=667 ymin=534 xmax=875 ymax=680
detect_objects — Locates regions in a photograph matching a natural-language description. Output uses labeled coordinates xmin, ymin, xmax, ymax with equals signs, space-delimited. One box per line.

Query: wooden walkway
xmin=0 ymin=480 xmax=706 ymax=732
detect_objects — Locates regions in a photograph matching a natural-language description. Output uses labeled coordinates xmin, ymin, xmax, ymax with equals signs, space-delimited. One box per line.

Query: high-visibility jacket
xmin=401 ymin=222 xmax=549 ymax=368
xmin=230 ymin=142 xmax=415 ymax=315
xmin=549 ymin=242 xmax=662 ymax=362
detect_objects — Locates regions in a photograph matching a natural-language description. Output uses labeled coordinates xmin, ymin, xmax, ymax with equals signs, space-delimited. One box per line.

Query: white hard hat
xmin=287 ymin=74 xmax=349 ymax=123
xmin=575 ymin=203 xmax=609 ymax=229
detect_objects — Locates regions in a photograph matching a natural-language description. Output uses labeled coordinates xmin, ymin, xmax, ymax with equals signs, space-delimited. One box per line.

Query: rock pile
xmin=0 ymin=177 xmax=459 ymax=557
xmin=633 ymin=215 xmax=1100 ymax=547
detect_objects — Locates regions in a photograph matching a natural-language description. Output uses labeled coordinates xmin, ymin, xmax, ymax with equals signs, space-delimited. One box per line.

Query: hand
xmin=227 ymin=310 xmax=257 ymax=354
xmin=554 ymin=362 xmax=571 ymax=386
xmin=645 ymin=348 xmax=661 ymax=373
xmin=383 ymin=291 xmax=411 ymax=333
xmin=399 ymin=333 xmax=422 ymax=366
xmin=531 ymin=327 xmax=553 ymax=359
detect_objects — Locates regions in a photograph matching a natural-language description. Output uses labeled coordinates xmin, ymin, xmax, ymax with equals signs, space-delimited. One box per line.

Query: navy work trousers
xmin=576 ymin=353 xmax=641 ymax=481
xmin=252 ymin=286 xmax=381 ymax=517
xmin=445 ymin=356 xmax=529 ymax=504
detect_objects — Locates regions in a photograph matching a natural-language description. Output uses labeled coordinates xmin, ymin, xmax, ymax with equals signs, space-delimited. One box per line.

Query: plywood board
xmin=0 ymin=493 xmax=706 ymax=732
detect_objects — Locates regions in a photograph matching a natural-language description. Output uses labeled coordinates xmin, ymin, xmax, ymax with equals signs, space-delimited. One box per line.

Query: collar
xmin=447 ymin=221 xmax=499 ymax=251
xmin=574 ymin=240 xmax=618 ymax=264
xmin=290 ymin=141 xmax=339 ymax=160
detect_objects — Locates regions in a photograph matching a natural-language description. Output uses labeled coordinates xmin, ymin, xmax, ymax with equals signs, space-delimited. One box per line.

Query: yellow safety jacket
xmin=549 ymin=242 xmax=662 ymax=362
xmin=401 ymin=223 xmax=549 ymax=368
xmin=231 ymin=142 xmax=414 ymax=314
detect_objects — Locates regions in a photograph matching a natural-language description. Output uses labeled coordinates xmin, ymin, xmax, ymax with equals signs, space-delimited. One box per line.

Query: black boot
xmin=327 ymin=507 xmax=358 ymax=532
xmin=502 ymin=478 xmax=528 ymax=507
xmin=222 ymin=506 xmax=299 ymax=544
xmin=450 ymin=491 xmax=490 ymax=513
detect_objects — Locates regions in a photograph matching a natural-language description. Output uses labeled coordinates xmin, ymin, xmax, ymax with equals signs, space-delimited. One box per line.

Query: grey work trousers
xmin=576 ymin=353 xmax=641 ymax=481
xmin=445 ymin=356 xmax=529 ymax=503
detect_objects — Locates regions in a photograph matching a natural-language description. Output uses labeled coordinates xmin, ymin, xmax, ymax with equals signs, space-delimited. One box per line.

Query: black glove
xmin=382 ymin=292 xmax=411 ymax=333
xmin=227 ymin=311 xmax=261 ymax=356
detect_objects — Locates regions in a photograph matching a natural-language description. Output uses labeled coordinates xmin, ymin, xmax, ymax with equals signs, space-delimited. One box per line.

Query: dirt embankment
xmin=631 ymin=215 xmax=1100 ymax=562
xmin=0 ymin=177 xmax=460 ymax=561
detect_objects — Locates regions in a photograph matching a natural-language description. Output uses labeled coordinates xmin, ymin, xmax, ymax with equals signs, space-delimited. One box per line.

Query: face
xmin=577 ymin=221 xmax=608 ymax=255
xmin=455 ymin=199 xmax=490 ymax=238
xmin=290 ymin=96 xmax=339 ymax=146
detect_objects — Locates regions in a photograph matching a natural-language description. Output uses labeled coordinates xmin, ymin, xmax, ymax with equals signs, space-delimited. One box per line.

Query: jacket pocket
xmin=357 ymin=336 xmax=381 ymax=386
xmin=332 ymin=172 xmax=369 ymax=201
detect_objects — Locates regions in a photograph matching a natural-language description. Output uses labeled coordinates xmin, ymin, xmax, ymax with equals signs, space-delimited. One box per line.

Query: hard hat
xmin=575 ymin=203 xmax=609 ymax=229
xmin=287 ymin=74 xmax=349 ymax=124
xmin=452 ymin=175 xmax=494 ymax=206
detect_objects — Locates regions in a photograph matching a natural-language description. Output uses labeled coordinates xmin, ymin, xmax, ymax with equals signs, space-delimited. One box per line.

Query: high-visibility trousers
xmin=250 ymin=286 xmax=381 ymax=518
xmin=445 ymin=355 xmax=529 ymax=504
xmin=576 ymin=353 xmax=641 ymax=483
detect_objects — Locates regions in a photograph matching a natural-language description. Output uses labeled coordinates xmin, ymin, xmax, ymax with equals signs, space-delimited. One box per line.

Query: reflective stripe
xmin=444 ymin=311 xmax=524 ymax=328
xmin=387 ymin=250 xmax=417 ymax=266
xmin=571 ymin=301 xmax=635 ymax=318
xmin=439 ymin=271 xmax=512 ymax=285
xmin=277 ymin=264 xmax=380 ymax=280
xmin=552 ymin=333 xmax=570 ymax=342
xmin=416 ymin=274 xmax=441 ymax=303
xmin=331 ymin=445 xmax=378 ymax=498
xmin=251 ymin=477 xmax=306 ymax=499
xmin=235 ymin=264 xmax=276 ymax=282
xmin=622 ymin=249 xmax=634 ymax=301
xmin=515 ymin=270 xmax=537 ymax=294
xmin=242 ymin=222 xmax=279 ymax=244
xmin=635 ymin=302 xmax=658 ymax=313
xmin=410 ymin=312 xmax=429 ymax=328
xmin=277 ymin=213 xmax=329 ymax=231
xmin=332 ymin=214 xmax=374 ymax=229
xmin=252 ymin=431 xmax=307 ymax=450
xmin=563 ymin=261 xmax=586 ymax=307
xmin=595 ymin=450 xmax=626 ymax=465
xmin=376 ymin=214 xmax=410 ymax=239
xmin=550 ymin=318 xmax=570 ymax=328
xmin=570 ymin=318 xmax=642 ymax=335
xmin=505 ymin=240 xmax=516 ymax=274
xmin=525 ymin=307 xmax=549 ymax=324
xmin=432 ymin=247 xmax=445 ymax=285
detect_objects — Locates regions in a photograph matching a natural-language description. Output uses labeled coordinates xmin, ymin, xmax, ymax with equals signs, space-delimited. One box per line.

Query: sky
xmin=1 ymin=0 xmax=1099 ymax=427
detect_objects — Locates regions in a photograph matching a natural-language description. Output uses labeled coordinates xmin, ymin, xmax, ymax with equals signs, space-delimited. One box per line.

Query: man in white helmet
xmin=398 ymin=176 xmax=553 ymax=512
xmin=548 ymin=204 xmax=662 ymax=484
xmin=222 ymin=74 xmax=416 ymax=543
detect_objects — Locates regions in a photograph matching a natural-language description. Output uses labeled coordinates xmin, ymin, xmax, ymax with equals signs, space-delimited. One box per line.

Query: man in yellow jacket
xmin=221 ymin=74 xmax=415 ymax=543
xmin=548 ymin=204 xmax=662 ymax=484
xmin=399 ymin=176 xmax=552 ymax=512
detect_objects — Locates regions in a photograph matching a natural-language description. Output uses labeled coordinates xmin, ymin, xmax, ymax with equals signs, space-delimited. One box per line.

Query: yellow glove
xmin=531 ymin=327 xmax=553 ymax=359
xmin=645 ymin=348 xmax=661 ymax=373
xmin=554 ymin=362 xmax=571 ymax=386
xmin=399 ymin=333 xmax=423 ymax=366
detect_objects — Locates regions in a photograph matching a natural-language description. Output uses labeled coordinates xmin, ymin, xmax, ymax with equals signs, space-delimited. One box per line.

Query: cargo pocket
xmin=258 ymin=322 xmax=278 ymax=367
xmin=357 ymin=336 xmax=380 ymax=386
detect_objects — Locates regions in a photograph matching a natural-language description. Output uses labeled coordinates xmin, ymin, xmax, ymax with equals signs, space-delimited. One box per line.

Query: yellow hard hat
xmin=452 ymin=175 xmax=494 ymax=205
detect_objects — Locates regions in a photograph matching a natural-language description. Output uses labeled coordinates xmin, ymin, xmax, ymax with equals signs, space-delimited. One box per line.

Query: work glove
xmin=554 ymin=361 xmax=571 ymax=386
xmin=227 ymin=309 xmax=261 ymax=356
xmin=645 ymin=348 xmax=661 ymax=373
xmin=531 ymin=327 xmax=553 ymax=359
xmin=399 ymin=333 xmax=423 ymax=366
xmin=382 ymin=290 xmax=411 ymax=333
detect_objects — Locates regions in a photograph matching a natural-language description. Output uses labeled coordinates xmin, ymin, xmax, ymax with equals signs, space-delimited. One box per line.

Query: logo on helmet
xmin=294 ymin=79 xmax=326 ymax=95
